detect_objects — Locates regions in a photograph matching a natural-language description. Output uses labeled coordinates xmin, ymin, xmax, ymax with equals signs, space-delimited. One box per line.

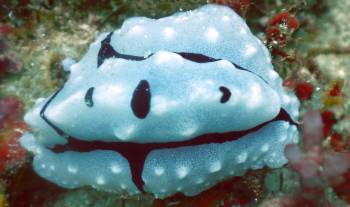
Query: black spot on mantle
xmin=84 ymin=87 xmax=95 ymax=107
xmin=219 ymin=86 xmax=231 ymax=103
xmin=131 ymin=80 xmax=151 ymax=119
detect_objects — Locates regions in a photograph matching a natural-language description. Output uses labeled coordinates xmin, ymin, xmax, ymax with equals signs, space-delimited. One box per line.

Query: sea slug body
xmin=20 ymin=4 xmax=299 ymax=198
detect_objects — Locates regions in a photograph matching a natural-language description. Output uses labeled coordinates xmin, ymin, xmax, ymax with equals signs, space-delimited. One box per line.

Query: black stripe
xmin=98 ymin=33 xmax=250 ymax=70
xmin=97 ymin=32 xmax=146 ymax=67
xmin=176 ymin=52 xmax=219 ymax=63
xmin=97 ymin=33 xmax=268 ymax=84
xmin=40 ymin=87 xmax=67 ymax=137
xmin=51 ymin=108 xmax=298 ymax=192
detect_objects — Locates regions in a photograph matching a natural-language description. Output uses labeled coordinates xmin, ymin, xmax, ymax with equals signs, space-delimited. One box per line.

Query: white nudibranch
xmin=20 ymin=4 xmax=299 ymax=198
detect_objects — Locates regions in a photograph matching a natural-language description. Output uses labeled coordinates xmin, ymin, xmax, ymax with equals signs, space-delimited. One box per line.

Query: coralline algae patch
xmin=20 ymin=4 xmax=299 ymax=199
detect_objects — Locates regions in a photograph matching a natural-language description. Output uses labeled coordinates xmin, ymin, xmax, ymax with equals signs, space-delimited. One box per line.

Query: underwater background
xmin=0 ymin=0 xmax=349 ymax=206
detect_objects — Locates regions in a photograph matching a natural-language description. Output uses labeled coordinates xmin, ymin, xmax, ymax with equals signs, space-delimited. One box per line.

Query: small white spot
xmin=96 ymin=176 xmax=105 ymax=185
xmin=155 ymin=52 xmax=173 ymax=65
xmin=160 ymin=188 xmax=167 ymax=193
xmin=222 ymin=15 xmax=230 ymax=22
xmin=41 ymin=164 xmax=46 ymax=169
xmin=239 ymin=27 xmax=247 ymax=35
xmin=153 ymin=96 xmax=179 ymax=115
xmin=195 ymin=178 xmax=204 ymax=184
xmin=120 ymin=184 xmax=127 ymax=189
xmin=154 ymin=167 xmax=165 ymax=176
xmin=218 ymin=60 xmax=233 ymax=68
xmin=49 ymin=165 xmax=55 ymax=171
xmin=129 ymin=25 xmax=144 ymax=34
xmin=176 ymin=186 xmax=183 ymax=191
xmin=261 ymin=144 xmax=269 ymax=152
xmin=268 ymin=70 xmax=279 ymax=80
xmin=279 ymin=135 xmax=287 ymax=142
xmin=190 ymin=80 xmax=218 ymax=101
xmin=67 ymin=166 xmax=78 ymax=174
xmin=270 ymin=152 xmax=277 ymax=158
xmin=176 ymin=166 xmax=189 ymax=179
xmin=179 ymin=126 xmax=198 ymax=137
xmin=229 ymin=170 xmax=235 ymax=175
xmin=246 ymin=83 xmax=263 ymax=108
xmin=209 ymin=161 xmax=222 ymax=173
xmin=236 ymin=152 xmax=248 ymax=163
xmin=244 ymin=44 xmax=257 ymax=58
xmin=206 ymin=27 xmax=219 ymax=42
xmin=283 ymin=95 xmax=291 ymax=104
xmin=251 ymin=83 xmax=262 ymax=95
xmin=110 ymin=164 xmax=122 ymax=174
xmin=204 ymin=182 xmax=211 ymax=187
xmin=114 ymin=125 xmax=135 ymax=141
xmin=163 ymin=27 xmax=175 ymax=39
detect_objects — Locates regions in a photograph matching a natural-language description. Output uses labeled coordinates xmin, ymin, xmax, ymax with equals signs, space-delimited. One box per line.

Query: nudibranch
xmin=20 ymin=4 xmax=299 ymax=198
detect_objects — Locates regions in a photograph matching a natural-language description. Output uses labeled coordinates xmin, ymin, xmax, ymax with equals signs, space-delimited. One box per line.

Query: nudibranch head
xmin=20 ymin=4 xmax=299 ymax=198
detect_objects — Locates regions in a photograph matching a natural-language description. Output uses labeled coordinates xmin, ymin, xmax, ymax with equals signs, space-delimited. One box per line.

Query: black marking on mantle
xmin=97 ymin=32 xmax=145 ymax=67
xmin=219 ymin=86 xmax=231 ymax=103
xmin=131 ymin=80 xmax=151 ymax=119
xmin=84 ymin=87 xmax=95 ymax=107
xmin=39 ymin=87 xmax=67 ymax=137
xmin=39 ymin=32 xmax=290 ymax=193
xmin=96 ymin=32 xmax=267 ymax=85
xmin=50 ymin=109 xmax=296 ymax=193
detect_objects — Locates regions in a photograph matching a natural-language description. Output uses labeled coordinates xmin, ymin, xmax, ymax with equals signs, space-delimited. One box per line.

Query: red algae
xmin=266 ymin=10 xmax=299 ymax=62
xmin=321 ymin=110 xmax=336 ymax=137
xmin=295 ymin=81 xmax=314 ymax=101
xmin=267 ymin=12 xmax=299 ymax=48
